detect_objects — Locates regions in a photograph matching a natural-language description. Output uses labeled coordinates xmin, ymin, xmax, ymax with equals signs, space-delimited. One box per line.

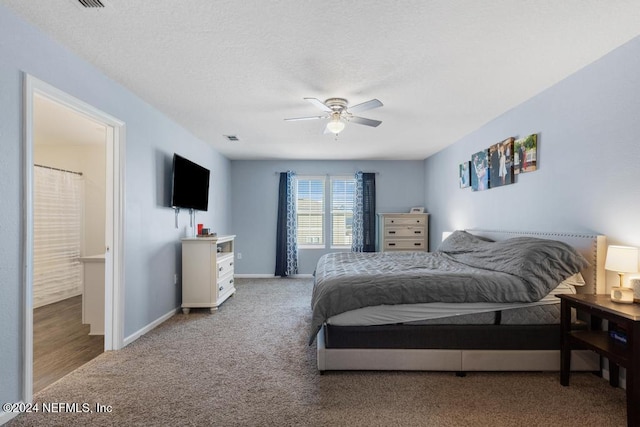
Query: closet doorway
xmin=24 ymin=75 xmax=125 ymax=401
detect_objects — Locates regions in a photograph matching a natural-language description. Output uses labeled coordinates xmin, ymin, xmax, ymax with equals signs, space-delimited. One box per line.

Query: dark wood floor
xmin=33 ymin=295 xmax=104 ymax=393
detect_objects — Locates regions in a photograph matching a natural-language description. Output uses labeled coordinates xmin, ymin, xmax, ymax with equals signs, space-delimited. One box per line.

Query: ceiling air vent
xmin=78 ymin=0 xmax=105 ymax=7
xmin=224 ymin=135 xmax=240 ymax=142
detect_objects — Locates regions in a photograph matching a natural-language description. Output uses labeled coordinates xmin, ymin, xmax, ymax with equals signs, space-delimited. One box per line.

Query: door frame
xmin=23 ymin=74 xmax=126 ymax=403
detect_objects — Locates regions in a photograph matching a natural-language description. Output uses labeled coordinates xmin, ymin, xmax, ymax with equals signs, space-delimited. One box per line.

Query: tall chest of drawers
xmin=377 ymin=213 xmax=429 ymax=252
xmin=181 ymin=235 xmax=235 ymax=314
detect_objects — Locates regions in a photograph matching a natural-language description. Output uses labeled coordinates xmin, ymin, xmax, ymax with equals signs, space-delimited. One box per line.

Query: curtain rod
xmin=34 ymin=164 xmax=83 ymax=176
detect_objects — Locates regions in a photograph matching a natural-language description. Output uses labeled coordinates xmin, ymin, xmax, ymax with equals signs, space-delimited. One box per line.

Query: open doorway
xmin=32 ymin=94 xmax=107 ymax=392
xmin=23 ymin=75 xmax=125 ymax=401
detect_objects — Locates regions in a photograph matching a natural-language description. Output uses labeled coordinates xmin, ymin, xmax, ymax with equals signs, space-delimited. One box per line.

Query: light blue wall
xmin=0 ymin=6 xmax=24 ymax=410
xmin=0 ymin=5 xmax=231 ymax=409
xmin=231 ymin=160 xmax=425 ymax=274
xmin=6 ymin=0 xmax=640 ymax=411
xmin=424 ymin=35 xmax=640 ymax=273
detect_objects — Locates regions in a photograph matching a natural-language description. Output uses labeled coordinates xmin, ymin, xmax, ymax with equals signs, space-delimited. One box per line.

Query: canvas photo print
xmin=514 ymin=134 xmax=538 ymax=174
xmin=489 ymin=137 xmax=514 ymax=188
xmin=470 ymin=150 xmax=489 ymax=191
xmin=459 ymin=161 xmax=470 ymax=188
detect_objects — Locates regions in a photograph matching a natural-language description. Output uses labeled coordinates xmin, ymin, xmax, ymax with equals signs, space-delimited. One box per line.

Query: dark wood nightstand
xmin=558 ymin=294 xmax=640 ymax=427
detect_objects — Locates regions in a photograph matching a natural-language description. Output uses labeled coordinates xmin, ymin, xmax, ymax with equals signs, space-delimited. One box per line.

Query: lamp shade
xmin=605 ymin=245 xmax=639 ymax=273
xmin=326 ymin=119 xmax=345 ymax=134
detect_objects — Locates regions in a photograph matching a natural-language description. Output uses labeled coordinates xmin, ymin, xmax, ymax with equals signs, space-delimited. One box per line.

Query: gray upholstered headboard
xmin=467 ymin=230 xmax=607 ymax=295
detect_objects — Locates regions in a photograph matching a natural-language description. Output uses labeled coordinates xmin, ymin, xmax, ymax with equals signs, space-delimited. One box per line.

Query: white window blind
xmin=296 ymin=177 xmax=324 ymax=246
xmin=331 ymin=177 xmax=355 ymax=247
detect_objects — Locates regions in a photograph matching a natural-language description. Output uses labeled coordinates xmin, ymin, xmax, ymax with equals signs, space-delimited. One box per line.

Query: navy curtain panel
xmin=362 ymin=172 xmax=376 ymax=252
xmin=275 ymin=171 xmax=298 ymax=276
xmin=275 ymin=172 xmax=288 ymax=276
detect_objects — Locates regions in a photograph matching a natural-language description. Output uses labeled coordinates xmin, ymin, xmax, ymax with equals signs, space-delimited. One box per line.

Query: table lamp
xmin=605 ymin=245 xmax=639 ymax=303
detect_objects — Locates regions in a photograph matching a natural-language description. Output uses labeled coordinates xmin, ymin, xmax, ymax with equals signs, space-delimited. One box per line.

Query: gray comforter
xmin=309 ymin=231 xmax=588 ymax=343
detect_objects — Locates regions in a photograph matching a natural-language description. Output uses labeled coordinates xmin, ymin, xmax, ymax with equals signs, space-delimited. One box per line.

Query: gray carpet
xmin=8 ymin=278 xmax=626 ymax=426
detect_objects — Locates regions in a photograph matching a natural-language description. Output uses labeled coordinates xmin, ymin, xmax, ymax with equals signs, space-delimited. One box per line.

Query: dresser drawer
xmin=384 ymin=216 xmax=426 ymax=226
xmin=383 ymin=240 xmax=426 ymax=250
xmin=385 ymin=226 xmax=425 ymax=238
xmin=216 ymin=274 xmax=235 ymax=296
xmin=216 ymin=254 xmax=234 ymax=279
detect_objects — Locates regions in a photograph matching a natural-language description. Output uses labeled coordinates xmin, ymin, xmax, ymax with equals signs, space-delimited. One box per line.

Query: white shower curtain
xmin=33 ymin=166 xmax=84 ymax=308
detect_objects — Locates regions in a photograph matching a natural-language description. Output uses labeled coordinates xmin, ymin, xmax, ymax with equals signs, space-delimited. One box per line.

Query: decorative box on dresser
xmin=377 ymin=213 xmax=429 ymax=252
xmin=181 ymin=235 xmax=235 ymax=314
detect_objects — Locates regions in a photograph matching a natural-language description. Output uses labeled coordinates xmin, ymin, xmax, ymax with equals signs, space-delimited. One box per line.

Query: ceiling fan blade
xmin=350 ymin=116 xmax=382 ymax=127
xmin=348 ymin=99 xmax=383 ymax=113
xmin=284 ymin=115 xmax=325 ymax=121
xmin=304 ymin=97 xmax=332 ymax=112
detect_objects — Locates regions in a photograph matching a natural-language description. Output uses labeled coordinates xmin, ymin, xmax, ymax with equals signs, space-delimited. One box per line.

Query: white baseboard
xmin=234 ymin=274 xmax=313 ymax=279
xmin=234 ymin=274 xmax=277 ymax=278
xmin=123 ymin=308 xmax=178 ymax=347
xmin=33 ymin=290 xmax=83 ymax=309
xmin=1 ymin=407 xmax=20 ymax=425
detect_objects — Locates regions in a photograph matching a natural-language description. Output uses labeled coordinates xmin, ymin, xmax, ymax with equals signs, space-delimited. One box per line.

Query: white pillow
xmin=561 ymin=272 xmax=586 ymax=287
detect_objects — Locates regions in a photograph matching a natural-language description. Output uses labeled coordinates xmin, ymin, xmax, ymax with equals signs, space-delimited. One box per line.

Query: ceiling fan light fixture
xmin=326 ymin=118 xmax=345 ymax=134
xmin=285 ymin=97 xmax=382 ymax=135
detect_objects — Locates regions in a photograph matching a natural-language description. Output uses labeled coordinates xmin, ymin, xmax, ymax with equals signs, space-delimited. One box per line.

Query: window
xmin=296 ymin=177 xmax=324 ymax=247
xmin=296 ymin=175 xmax=355 ymax=248
xmin=331 ymin=177 xmax=355 ymax=247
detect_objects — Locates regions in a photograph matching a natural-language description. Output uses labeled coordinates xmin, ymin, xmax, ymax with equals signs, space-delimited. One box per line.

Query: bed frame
xmin=317 ymin=230 xmax=607 ymax=372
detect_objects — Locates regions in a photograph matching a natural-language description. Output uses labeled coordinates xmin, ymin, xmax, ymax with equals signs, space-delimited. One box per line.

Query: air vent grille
xmin=78 ymin=0 xmax=105 ymax=7
xmin=224 ymin=135 xmax=240 ymax=142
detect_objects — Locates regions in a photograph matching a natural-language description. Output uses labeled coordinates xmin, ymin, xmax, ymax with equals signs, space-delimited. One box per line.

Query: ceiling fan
xmin=285 ymin=97 xmax=383 ymax=135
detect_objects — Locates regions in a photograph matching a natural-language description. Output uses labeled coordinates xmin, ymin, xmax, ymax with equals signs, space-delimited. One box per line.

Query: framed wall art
xmin=514 ymin=134 xmax=538 ymax=174
xmin=470 ymin=149 xmax=489 ymax=191
xmin=489 ymin=137 xmax=515 ymax=188
xmin=459 ymin=161 xmax=470 ymax=188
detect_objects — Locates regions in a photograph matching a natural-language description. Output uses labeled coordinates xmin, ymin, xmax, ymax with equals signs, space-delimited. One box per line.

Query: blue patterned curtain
xmin=351 ymin=172 xmax=376 ymax=252
xmin=352 ymin=172 xmax=364 ymax=252
xmin=275 ymin=171 xmax=298 ymax=276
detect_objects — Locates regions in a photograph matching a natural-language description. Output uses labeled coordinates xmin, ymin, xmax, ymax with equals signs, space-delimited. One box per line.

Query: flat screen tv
xmin=171 ymin=154 xmax=210 ymax=211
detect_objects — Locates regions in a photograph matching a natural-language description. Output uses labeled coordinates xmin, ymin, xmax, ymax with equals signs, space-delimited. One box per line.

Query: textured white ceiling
xmin=5 ymin=0 xmax=640 ymax=160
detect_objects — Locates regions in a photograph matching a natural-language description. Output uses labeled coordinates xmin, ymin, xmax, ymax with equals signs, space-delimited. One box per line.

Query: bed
xmin=312 ymin=229 xmax=606 ymax=373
